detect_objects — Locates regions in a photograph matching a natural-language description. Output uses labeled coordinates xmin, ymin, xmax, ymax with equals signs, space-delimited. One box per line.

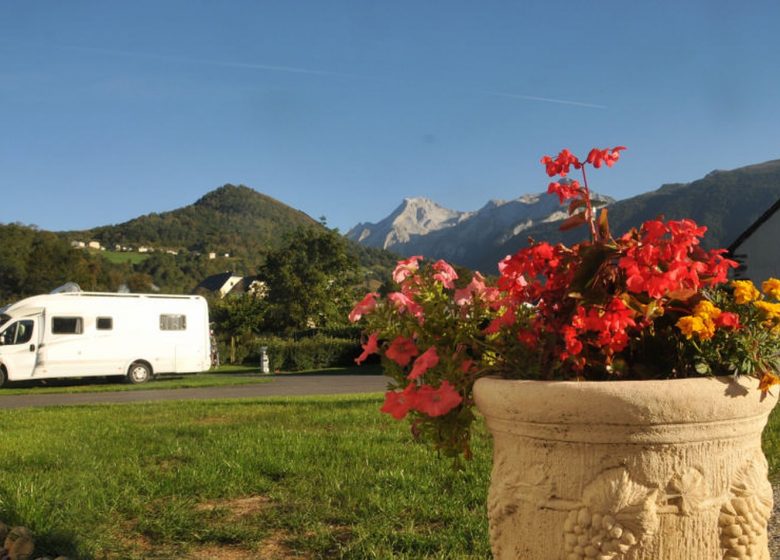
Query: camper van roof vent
xmin=50 ymin=282 xmax=82 ymax=294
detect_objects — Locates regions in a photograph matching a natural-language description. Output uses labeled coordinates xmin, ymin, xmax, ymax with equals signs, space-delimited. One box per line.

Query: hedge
xmin=243 ymin=335 xmax=362 ymax=371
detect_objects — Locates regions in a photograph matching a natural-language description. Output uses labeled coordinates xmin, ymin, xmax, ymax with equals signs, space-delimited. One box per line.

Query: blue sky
xmin=2 ymin=1 xmax=779 ymax=234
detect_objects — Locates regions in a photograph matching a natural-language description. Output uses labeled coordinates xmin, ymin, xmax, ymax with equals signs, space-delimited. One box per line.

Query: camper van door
xmin=0 ymin=314 xmax=42 ymax=380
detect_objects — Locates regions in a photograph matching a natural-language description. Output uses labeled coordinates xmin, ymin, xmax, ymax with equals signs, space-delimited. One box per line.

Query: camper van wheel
xmin=126 ymin=362 xmax=151 ymax=384
xmin=0 ymin=366 xmax=6 ymax=388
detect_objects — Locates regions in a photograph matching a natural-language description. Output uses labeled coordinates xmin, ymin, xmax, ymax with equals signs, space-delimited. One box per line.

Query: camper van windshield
xmin=0 ymin=314 xmax=9 ymax=328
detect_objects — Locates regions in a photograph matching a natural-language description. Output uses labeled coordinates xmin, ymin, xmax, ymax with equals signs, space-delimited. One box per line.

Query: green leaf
xmin=695 ymin=362 xmax=711 ymax=374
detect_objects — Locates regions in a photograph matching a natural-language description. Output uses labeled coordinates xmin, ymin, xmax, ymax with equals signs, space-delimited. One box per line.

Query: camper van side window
xmin=97 ymin=317 xmax=113 ymax=330
xmin=52 ymin=317 xmax=83 ymax=335
xmin=160 ymin=314 xmax=186 ymax=331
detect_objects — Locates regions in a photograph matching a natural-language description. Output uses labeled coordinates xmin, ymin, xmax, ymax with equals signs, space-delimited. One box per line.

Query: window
xmin=52 ymin=317 xmax=83 ymax=335
xmin=160 ymin=314 xmax=186 ymax=331
xmin=1 ymin=320 xmax=34 ymax=345
xmin=97 ymin=317 xmax=113 ymax=330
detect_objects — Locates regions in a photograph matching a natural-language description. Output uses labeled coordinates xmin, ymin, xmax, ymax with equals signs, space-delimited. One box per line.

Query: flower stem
xmin=580 ymin=164 xmax=599 ymax=242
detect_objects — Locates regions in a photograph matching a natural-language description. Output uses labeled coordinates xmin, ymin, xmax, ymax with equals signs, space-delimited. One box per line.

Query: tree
xmin=259 ymin=227 xmax=359 ymax=334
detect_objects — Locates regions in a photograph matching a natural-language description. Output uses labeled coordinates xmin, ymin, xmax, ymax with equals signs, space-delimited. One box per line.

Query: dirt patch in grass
xmin=195 ymin=495 xmax=270 ymax=521
xmin=184 ymin=544 xmax=259 ymax=559
xmin=256 ymin=530 xmax=310 ymax=560
xmin=183 ymin=530 xmax=308 ymax=560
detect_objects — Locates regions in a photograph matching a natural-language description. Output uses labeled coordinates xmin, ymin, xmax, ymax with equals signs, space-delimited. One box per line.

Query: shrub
xmin=244 ymin=335 xmax=362 ymax=371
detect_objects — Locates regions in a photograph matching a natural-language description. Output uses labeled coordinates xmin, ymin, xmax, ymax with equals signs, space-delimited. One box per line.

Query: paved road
xmin=0 ymin=374 xmax=392 ymax=409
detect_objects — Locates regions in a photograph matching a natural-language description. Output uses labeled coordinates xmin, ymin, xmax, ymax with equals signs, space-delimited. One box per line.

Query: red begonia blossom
xmin=586 ymin=146 xmax=626 ymax=168
xmin=541 ymin=148 xmax=582 ymax=177
xmin=547 ymin=180 xmax=583 ymax=203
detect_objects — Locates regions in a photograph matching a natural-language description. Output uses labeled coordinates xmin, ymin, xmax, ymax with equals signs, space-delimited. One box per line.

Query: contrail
xmin=481 ymin=89 xmax=607 ymax=109
xmin=2 ymin=39 xmax=608 ymax=107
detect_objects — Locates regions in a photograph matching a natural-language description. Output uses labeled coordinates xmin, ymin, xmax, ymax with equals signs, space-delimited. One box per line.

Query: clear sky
xmin=2 ymin=1 xmax=779 ymax=234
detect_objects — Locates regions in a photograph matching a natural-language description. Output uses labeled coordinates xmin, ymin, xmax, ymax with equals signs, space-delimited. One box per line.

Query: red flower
xmin=392 ymin=256 xmax=423 ymax=284
xmin=715 ymin=312 xmax=740 ymax=330
xmin=483 ymin=307 xmax=516 ymax=334
xmin=408 ymin=346 xmax=440 ymax=380
xmin=562 ymin=325 xmax=583 ymax=356
xmin=355 ymin=332 xmax=379 ymax=365
xmin=385 ymin=336 xmax=419 ymax=367
xmin=380 ymin=383 xmax=418 ymax=420
xmin=586 ymin=146 xmax=626 ymax=168
xmin=547 ymin=180 xmax=583 ymax=203
xmin=540 ymin=148 xmax=582 ymax=177
xmin=414 ymin=381 xmax=462 ymax=417
xmin=387 ymin=292 xmax=424 ymax=321
xmin=348 ymin=292 xmax=378 ymax=323
xmin=432 ymin=259 xmax=458 ymax=289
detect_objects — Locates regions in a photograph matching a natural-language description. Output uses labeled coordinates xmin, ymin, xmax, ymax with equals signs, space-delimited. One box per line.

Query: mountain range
xmin=348 ymin=159 xmax=780 ymax=273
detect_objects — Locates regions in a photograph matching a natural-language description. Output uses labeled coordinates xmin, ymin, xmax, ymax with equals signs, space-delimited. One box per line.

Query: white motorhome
xmin=0 ymin=292 xmax=211 ymax=387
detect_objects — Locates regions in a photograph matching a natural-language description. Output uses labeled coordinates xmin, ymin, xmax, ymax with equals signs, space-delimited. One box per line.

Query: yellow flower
xmin=693 ymin=300 xmax=721 ymax=320
xmin=676 ymin=315 xmax=713 ymax=340
xmin=731 ymin=280 xmax=760 ymax=304
xmin=762 ymin=278 xmax=780 ymax=300
xmin=754 ymin=300 xmax=780 ymax=320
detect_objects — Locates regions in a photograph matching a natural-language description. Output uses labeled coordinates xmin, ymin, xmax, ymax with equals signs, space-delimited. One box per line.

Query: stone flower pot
xmin=473 ymin=375 xmax=778 ymax=560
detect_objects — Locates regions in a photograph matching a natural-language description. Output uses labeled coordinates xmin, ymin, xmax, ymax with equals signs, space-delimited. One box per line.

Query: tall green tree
xmin=259 ymin=227 xmax=359 ymax=334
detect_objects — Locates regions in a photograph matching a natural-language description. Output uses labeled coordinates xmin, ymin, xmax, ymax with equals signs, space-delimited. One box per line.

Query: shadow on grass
xmin=273 ymin=363 xmax=385 ymax=377
xmin=0 ymin=499 xmax=81 ymax=559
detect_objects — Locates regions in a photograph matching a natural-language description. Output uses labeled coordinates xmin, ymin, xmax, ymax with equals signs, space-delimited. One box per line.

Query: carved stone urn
xmin=473 ymin=375 xmax=777 ymax=560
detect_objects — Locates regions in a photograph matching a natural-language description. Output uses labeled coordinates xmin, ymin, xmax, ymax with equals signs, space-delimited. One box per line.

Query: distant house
xmin=728 ymin=198 xmax=780 ymax=284
xmin=194 ymin=272 xmax=245 ymax=298
xmin=194 ymin=273 xmax=267 ymax=299
xmin=237 ymin=276 xmax=268 ymax=298
xmin=87 ymin=241 xmax=101 ymax=250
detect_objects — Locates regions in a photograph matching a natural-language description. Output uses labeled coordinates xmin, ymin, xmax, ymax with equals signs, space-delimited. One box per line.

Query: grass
xmin=0 ymin=395 xmax=491 ymax=559
xmin=0 ymin=365 xmax=272 ymax=395
xmin=0 ymin=390 xmax=777 ymax=559
xmin=0 ymin=365 xmax=384 ymax=396
xmin=98 ymin=250 xmax=151 ymax=265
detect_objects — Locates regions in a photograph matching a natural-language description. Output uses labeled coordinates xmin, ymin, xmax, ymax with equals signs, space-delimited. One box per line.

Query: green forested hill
xmin=472 ymin=159 xmax=780 ymax=273
xmin=1 ymin=185 xmax=397 ymax=302
xmin=75 ymin=184 xmax=319 ymax=259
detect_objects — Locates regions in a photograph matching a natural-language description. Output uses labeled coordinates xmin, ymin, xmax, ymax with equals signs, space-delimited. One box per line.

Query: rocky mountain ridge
xmin=348 ymin=159 xmax=780 ymax=273
xmin=346 ymin=191 xmax=613 ymax=264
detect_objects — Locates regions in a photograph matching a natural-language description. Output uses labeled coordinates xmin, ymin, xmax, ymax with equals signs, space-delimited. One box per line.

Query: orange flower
xmin=762 ymin=278 xmax=780 ymax=300
xmin=758 ymin=372 xmax=780 ymax=395
xmin=731 ymin=280 xmax=760 ymax=304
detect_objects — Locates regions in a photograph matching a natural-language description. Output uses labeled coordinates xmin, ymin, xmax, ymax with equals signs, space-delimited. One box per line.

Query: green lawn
xmin=0 ymin=365 xmax=384 ymax=396
xmin=0 ymin=395 xmax=491 ymax=559
xmin=99 ymin=250 xmax=151 ymax=265
xmin=1 ymin=394 xmax=778 ymax=559
xmin=0 ymin=365 xmax=272 ymax=395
